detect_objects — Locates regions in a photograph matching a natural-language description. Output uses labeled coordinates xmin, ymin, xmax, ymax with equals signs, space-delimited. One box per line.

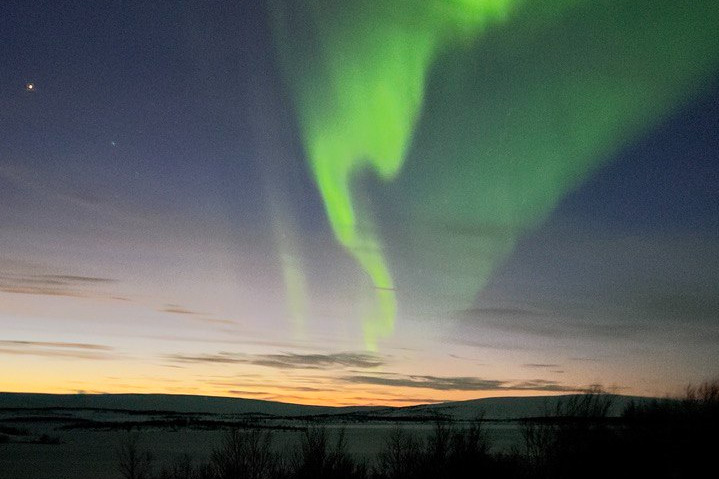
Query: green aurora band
xmin=268 ymin=0 xmax=719 ymax=349
xmin=269 ymin=0 xmax=523 ymax=349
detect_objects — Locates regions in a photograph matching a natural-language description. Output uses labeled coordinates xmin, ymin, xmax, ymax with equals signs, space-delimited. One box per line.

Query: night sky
xmin=1 ymin=0 xmax=717 ymax=405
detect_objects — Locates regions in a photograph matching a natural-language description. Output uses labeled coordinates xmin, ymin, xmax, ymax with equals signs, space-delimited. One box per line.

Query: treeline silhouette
xmin=117 ymin=382 xmax=718 ymax=479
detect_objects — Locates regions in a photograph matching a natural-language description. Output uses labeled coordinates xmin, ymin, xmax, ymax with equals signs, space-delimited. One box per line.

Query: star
xmin=25 ymin=82 xmax=35 ymax=92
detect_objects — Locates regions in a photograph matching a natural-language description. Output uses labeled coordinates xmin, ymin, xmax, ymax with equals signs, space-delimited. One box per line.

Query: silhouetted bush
xmin=619 ymin=380 xmax=719 ymax=478
xmin=117 ymin=432 xmax=154 ymax=479
xmin=521 ymin=415 xmax=554 ymax=477
xmin=373 ymin=418 xmax=494 ymax=479
xmin=210 ymin=428 xmax=281 ymax=479
xmin=519 ymin=387 xmax=620 ymax=479
xmin=291 ymin=426 xmax=366 ymax=479
xmin=375 ymin=425 xmax=422 ymax=479
xmin=155 ymin=454 xmax=196 ymax=479
xmin=117 ymin=383 xmax=718 ymax=479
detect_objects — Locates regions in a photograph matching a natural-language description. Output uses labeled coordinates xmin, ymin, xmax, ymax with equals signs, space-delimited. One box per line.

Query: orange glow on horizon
xmin=0 ymin=379 xmax=575 ymax=408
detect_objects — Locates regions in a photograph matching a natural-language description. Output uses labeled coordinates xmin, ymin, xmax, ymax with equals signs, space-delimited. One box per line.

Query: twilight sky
xmin=1 ymin=0 xmax=717 ymax=406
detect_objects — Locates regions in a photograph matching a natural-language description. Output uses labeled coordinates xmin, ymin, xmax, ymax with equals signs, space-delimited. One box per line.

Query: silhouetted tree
xmin=521 ymin=415 xmax=554 ymax=477
xmin=519 ymin=387 xmax=618 ymax=479
xmin=445 ymin=419 xmax=491 ymax=478
xmin=117 ymin=432 xmax=154 ymax=479
xmin=211 ymin=428 xmax=280 ymax=479
xmin=620 ymin=380 xmax=719 ymax=478
xmin=156 ymin=453 xmax=195 ymax=479
xmin=375 ymin=425 xmax=422 ymax=479
xmin=292 ymin=426 xmax=365 ymax=479
xmin=375 ymin=418 xmax=493 ymax=479
xmin=113 ymin=382 xmax=719 ymax=479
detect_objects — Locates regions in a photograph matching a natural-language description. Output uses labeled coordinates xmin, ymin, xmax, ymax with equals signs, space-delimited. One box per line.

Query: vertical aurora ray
xmin=268 ymin=0 xmax=522 ymax=349
xmin=248 ymin=76 xmax=310 ymax=339
xmin=269 ymin=198 xmax=309 ymax=338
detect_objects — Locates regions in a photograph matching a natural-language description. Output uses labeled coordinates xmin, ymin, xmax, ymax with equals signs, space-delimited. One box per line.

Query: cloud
xmin=458 ymin=307 xmax=547 ymax=320
xmin=167 ymin=352 xmax=242 ymax=364
xmin=342 ymin=375 xmax=503 ymax=391
xmin=227 ymin=390 xmax=271 ymax=397
xmin=632 ymin=291 xmax=719 ymax=322
xmin=31 ymin=275 xmax=115 ymax=284
xmin=457 ymin=306 xmax=648 ymax=340
xmin=252 ymin=352 xmax=384 ymax=369
xmin=144 ymin=334 xmax=323 ymax=351
xmin=197 ymin=317 xmax=237 ymax=325
xmin=377 ymin=397 xmax=443 ymax=404
xmin=522 ymin=363 xmax=561 ymax=369
xmin=161 ymin=304 xmax=200 ymax=315
xmin=342 ymin=395 xmax=443 ymax=405
xmin=221 ymin=384 xmax=332 ymax=394
xmin=0 ymin=340 xmax=117 ymax=360
xmin=0 ymin=272 xmax=117 ymax=298
xmin=461 ymin=233 xmax=719 ymax=348
xmin=341 ymin=373 xmax=577 ymax=392
xmin=0 ymin=340 xmax=112 ymax=350
xmin=449 ymin=338 xmax=535 ymax=351
xmin=158 ymin=305 xmax=236 ymax=326
xmin=166 ymin=351 xmax=385 ymax=370
xmin=569 ymin=357 xmax=602 ymax=362
xmin=512 ymin=379 xmax=576 ymax=392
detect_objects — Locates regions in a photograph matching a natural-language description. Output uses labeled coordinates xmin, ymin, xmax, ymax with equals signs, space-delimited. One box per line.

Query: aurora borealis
xmin=268 ymin=0 xmax=524 ymax=348
xmin=1 ymin=0 xmax=718 ymax=405
xmin=270 ymin=0 xmax=719 ymax=349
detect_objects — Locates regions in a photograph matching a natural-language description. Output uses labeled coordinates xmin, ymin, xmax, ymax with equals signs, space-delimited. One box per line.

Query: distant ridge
xmin=0 ymin=392 xmax=657 ymax=420
xmin=371 ymin=394 xmax=655 ymax=420
xmin=0 ymin=392 xmax=373 ymax=416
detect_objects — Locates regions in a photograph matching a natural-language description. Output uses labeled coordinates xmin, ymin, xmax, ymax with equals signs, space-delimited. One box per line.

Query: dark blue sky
xmin=1 ymin=0 xmax=717 ymax=402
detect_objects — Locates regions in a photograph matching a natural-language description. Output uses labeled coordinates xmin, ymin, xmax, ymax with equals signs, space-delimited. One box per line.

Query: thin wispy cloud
xmin=342 ymin=375 xmax=503 ymax=391
xmin=0 ymin=161 xmax=151 ymax=225
xmin=457 ymin=306 xmax=649 ymax=340
xmin=632 ymin=290 xmax=719 ymax=322
xmin=0 ymin=340 xmax=112 ymax=350
xmin=141 ymin=334 xmax=322 ymax=351
xmin=252 ymin=352 xmax=384 ymax=369
xmin=459 ymin=307 xmax=548 ymax=320
xmin=210 ymin=380 xmax=335 ymax=394
xmin=166 ymin=351 xmax=385 ymax=370
xmin=227 ymin=390 xmax=272 ymax=397
xmin=161 ymin=304 xmax=201 ymax=315
xmin=197 ymin=317 xmax=237 ymax=325
xmin=32 ymin=275 xmax=115 ymax=284
xmin=376 ymin=397 xmax=443 ymax=404
xmin=513 ymin=379 xmax=576 ymax=392
xmin=158 ymin=305 xmax=236 ymax=326
xmin=167 ymin=352 xmax=242 ymax=364
xmin=340 ymin=395 xmax=443 ymax=405
xmin=0 ymin=272 xmax=118 ymax=298
xmin=341 ymin=374 xmax=577 ymax=392
xmin=0 ymin=340 xmax=118 ymax=360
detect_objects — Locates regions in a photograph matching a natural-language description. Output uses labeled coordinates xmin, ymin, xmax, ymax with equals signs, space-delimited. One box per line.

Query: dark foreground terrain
xmin=1 ymin=383 xmax=717 ymax=479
